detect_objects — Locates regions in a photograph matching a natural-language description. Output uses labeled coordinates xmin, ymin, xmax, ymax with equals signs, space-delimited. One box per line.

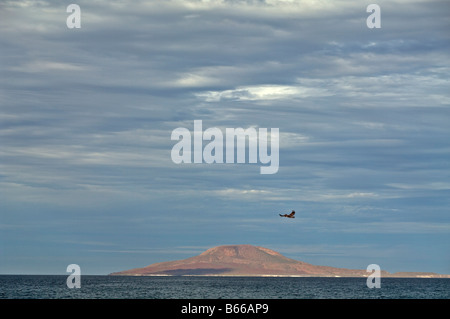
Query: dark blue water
xmin=0 ymin=275 xmax=448 ymax=299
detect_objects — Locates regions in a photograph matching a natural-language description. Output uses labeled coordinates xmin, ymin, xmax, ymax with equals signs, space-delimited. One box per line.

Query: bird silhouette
xmin=279 ymin=210 xmax=295 ymax=218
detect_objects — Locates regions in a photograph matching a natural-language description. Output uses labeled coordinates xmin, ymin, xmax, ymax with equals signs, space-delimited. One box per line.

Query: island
xmin=110 ymin=244 xmax=449 ymax=278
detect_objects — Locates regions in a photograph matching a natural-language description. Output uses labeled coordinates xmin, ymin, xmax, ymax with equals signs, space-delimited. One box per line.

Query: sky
xmin=0 ymin=0 xmax=449 ymax=275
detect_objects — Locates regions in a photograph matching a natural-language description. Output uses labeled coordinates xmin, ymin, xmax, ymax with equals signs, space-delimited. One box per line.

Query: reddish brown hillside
xmin=110 ymin=244 xmax=449 ymax=277
xmin=111 ymin=245 xmax=361 ymax=277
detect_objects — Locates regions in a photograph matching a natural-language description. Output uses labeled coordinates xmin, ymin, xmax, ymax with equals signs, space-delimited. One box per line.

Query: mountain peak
xmin=200 ymin=244 xmax=283 ymax=258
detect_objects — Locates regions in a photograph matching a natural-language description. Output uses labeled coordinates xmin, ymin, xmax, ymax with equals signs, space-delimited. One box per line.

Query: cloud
xmin=10 ymin=61 xmax=88 ymax=73
xmin=212 ymin=188 xmax=283 ymax=201
xmin=1 ymin=0 xmax=449 ymax=274
xmin=196 ymin=84 xmax=332 ymax=102
xmin=387 ymin=182 xmax=450 ymax=191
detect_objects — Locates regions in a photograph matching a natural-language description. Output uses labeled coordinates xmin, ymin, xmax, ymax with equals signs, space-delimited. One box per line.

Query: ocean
xmin=0 ymin=275 xmax=448 ymax=299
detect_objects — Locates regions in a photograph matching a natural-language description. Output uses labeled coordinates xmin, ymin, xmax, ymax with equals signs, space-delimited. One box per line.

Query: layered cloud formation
xmin=0 ymin=0 xmax=449 ymax=274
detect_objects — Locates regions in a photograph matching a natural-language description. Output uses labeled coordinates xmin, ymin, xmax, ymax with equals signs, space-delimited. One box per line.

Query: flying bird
xmin=279 ymin=210 xmax=295 ymax=218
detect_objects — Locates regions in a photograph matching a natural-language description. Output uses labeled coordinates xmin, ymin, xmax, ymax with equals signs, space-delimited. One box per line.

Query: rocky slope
xmin=110 ymin=244 xmax=449 ymax=278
